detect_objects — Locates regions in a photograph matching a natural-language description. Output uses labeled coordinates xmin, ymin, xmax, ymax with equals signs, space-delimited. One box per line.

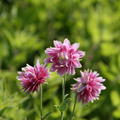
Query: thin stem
xmin=40 ymin=84 xmax=43 ymax=120
xmin=62 ymin=75 xmax=65 ymax=102
xmin=61 ymin=75 xmax=66 ymax=120
xmin=42 ymin=111 xmax=53 ymax=120
xmin=71 ymin=94 xmax=77 ymax=120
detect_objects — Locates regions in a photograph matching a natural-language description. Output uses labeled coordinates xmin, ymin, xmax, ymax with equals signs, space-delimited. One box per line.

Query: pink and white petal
xmin=57 ymin=67 xmax=67 ymax=76
xmin=100 ymin=85 xmax=106 ymax=90
xmin=54 ymin=40 xmax=62 ymax=48
xmin=45 ymin=48 xmax=60 ymax=56
xmin=72 ymin=60 xmax=82 ymax=68
xmin=68 ymin=67 xmax=75 ymax=75
xmin=63 ymin=38 xmax=70 ymax=45
xmin=95 ymin=77 xmax=105 ymax=82
xmin=44 ymin=57 xmax=53 ymax=64
xmin=72 ymin=43 xmax=80 ymax=50
xmin=74 ymin=78 xmax=81 ymax=82
xmin=50 ymin=64 xmax=57 ymax=72
xmin=78 ymin=51 xmax=85 ymax=58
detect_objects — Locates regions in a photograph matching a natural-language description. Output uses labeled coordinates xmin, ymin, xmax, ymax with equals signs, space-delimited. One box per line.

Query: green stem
xmin=42 ymin=111 xmax=53 ymax=120
xmin=61 ymin=75 xmax=66 ymax=120
xmin=40 ymin=84 xmax=43 ymax=120
xmin=71 ymin=94 xmax=77 ymax=120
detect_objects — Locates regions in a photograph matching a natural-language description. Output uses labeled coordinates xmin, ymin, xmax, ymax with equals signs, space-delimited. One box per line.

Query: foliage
xmin=0 ymin=0 xmax=120 ymax=120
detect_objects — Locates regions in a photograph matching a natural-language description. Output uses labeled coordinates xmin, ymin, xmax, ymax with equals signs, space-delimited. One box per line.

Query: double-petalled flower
xmin=71 ymin=70 xmax=106 ymax=103
xmin=45 ymin=39 xmax=85 ymax=76
xmin=17 ymin=60 xmax=49 ymax=92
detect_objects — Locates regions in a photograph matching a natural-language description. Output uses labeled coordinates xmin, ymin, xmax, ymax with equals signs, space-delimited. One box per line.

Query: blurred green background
xmin=0 ymin=0 xmax=120 ymax=120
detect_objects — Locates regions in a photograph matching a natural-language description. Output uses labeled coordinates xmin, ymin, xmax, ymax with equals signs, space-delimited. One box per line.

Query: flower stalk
xmin=71 ymin=94 xmax=77 ymax=120
xmin=61 ymin=75 xmax=66 ymax=120
xmin=40 ymin=84 xmax=43 ymax=120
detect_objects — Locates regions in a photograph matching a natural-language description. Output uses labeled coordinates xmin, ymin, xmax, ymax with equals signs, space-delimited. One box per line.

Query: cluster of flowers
xmin=17 ymin=38 xmax=106 ymax=104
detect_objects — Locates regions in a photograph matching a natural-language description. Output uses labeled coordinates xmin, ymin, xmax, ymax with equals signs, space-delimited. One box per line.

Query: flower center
xmin=76 ymin=83 xmax=87 ymax=92
xmin=59 ymin=52 xmax=68 ymax=60
xmin=82 ymin=83 xmax=87 ymax=86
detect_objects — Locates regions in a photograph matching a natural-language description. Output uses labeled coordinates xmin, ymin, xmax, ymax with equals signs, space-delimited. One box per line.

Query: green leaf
xmin=113 ymin=107 xmax=120 ymax=118
xmin=59 ymin=97 xmax=71 ymax=112
xmin=42 ymin=111 xmax=53 ymax=120
xmin=110 ymin=91 xmax=120 ymax=107
xmin=101 ymin=42 xmax=119 ymax=56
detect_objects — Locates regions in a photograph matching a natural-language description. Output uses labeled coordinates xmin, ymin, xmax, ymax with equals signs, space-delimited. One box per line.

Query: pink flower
xmin=17 ymin=60 xmax=49 ymax=92
xmin=45 ymin=38 xmax=85 ymax=76
xmin=71 ymin=70 xmax=106 ymax=103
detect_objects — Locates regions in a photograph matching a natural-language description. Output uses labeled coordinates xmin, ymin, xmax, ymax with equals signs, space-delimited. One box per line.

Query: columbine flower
xmin=71 ymin=70 xmax=106 ymax=103
xmin=17 ymin=60 xmax=49 ymax=92
xmin=45 ymin=38 xmax=85 ymax=76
